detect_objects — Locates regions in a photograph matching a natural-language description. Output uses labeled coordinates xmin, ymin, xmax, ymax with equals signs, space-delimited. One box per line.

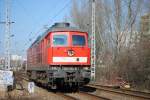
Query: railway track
xmin=16 ymin=71 xmax=150 ymax=100
xmin=78 ymin=91 xmax=111 ymax=100
xmin=20 ymin=75 xmax=113 ymax=99
xmin=20 ymin=74 xmax=110 ymax=100
xmin=56 ymin=93 xmax=77 ymax=100
xmin=87 ymin=83 xmax=150 ymax=100
xmin=18 ymin=71 xmax=111 ymax=100
xmin=63 ymin=91 xmax=112 ymax=100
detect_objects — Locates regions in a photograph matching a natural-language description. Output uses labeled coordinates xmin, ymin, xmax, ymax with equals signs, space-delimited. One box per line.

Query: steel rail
xmin=56 ymin=93 xmax=78 ymax=100
xmin=79 ymin=91 xmax=112 ymax=100
xmin=87 ymin=84 xmax=150 ymax=99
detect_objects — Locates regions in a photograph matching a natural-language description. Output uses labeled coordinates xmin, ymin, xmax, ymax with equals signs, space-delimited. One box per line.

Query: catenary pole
xmin=5 ymin=0 xmax=11 ymax=70
xmin=91 ymin=0 xmax=96 ymax=81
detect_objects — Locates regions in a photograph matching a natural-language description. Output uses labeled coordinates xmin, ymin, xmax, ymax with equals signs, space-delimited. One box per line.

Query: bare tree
xmin=70 ymin=0 xmax=150 ymax=90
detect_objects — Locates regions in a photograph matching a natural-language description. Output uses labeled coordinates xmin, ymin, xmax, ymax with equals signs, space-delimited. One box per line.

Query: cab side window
xmin=47 ymin=37 xmax=50 ymax=47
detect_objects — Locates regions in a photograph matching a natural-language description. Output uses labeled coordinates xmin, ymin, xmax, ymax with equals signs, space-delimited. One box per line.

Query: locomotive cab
xmin=48 ymin=31 xmax=90 ymax=65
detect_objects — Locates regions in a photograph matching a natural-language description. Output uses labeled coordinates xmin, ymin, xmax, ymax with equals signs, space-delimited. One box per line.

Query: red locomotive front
xmin=46 ymin=31 xmax=90 ymax=66
xmin=27 ymin=23 xmax=91 ymax=90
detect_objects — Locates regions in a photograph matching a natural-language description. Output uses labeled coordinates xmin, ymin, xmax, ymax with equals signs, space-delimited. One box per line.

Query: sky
xmin=0 ymin=0 xmax=72 ymax=58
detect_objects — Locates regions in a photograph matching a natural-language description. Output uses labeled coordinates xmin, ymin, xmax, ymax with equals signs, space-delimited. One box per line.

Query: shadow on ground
xmin=44 ymin=85 xmax=96 ymax=93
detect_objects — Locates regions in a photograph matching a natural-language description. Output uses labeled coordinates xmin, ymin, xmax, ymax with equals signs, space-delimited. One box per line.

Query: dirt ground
xmin=0 ymin=80 xmax=66 ymax=100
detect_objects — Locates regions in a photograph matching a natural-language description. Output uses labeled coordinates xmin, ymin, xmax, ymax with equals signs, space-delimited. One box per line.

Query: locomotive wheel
xmin=72 ymin=85 xmax=79 ymax=92
xmin=56 ymin=78 xmax=64 ymax=90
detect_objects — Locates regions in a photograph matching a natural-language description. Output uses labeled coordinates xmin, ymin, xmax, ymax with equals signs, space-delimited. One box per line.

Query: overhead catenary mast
xmin=91 ymin=0 xmax=96 ymax=81
xmin=5 ymin=0 xmax=11 ymax=70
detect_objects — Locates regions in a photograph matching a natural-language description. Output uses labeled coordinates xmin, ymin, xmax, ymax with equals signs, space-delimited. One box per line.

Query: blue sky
xmin=0 ymin=0 xmax=72 ymax=57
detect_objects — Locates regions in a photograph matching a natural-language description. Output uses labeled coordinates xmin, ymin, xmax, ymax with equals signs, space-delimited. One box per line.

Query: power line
xmin=15 ymin=0 xmax=41 ymax=41
xmin=50 ymin=0 xmax=71 ymax=22
xmin=16 ymin=0 xmax=68 ymax=43
xmin=22 ymin=0 xmax=71 ymax=52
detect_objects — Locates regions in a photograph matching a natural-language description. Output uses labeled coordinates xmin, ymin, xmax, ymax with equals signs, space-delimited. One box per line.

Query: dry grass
xmin=0 ymin=89 xmax=42 ymax=100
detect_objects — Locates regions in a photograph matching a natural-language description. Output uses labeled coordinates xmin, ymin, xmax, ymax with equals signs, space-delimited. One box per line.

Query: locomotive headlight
xmin=67 ymin=50 xmax=75 ymax=56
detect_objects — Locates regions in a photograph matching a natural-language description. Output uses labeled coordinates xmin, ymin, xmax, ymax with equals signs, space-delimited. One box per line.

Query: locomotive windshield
xmin=53 ymin=34 xmax=68 ymax=46
xmin=72 ymin=35 xmax=85 ymax=46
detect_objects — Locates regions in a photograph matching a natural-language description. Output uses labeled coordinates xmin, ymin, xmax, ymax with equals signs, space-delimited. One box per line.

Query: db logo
xmin=67 ymin=50 xmax=75 ymax=56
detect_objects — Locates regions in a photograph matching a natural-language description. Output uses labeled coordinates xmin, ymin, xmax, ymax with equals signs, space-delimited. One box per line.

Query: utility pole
xmin=4 ymin=0 xmax=13 ymax=70
xmin=91 ymin=0 xmax=96 ymax=81
xmin=5 ymin=0 xmax=10 ymax=70
xmin=0 ymin=0 xmax=13 ymax=70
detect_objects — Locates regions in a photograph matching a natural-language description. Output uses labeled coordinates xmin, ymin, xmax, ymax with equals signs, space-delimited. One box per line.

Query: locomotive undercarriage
xmin=27 ymin=66 xmax=90 ymax=90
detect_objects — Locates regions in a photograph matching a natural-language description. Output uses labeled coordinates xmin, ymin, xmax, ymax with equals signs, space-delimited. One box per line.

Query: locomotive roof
xmin=29 ymin=23 xmax=86 ymax=48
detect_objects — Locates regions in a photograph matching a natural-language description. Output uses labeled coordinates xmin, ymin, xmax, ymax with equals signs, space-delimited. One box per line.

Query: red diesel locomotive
xmin=27 ymin=23 xmax=91 ymax=89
